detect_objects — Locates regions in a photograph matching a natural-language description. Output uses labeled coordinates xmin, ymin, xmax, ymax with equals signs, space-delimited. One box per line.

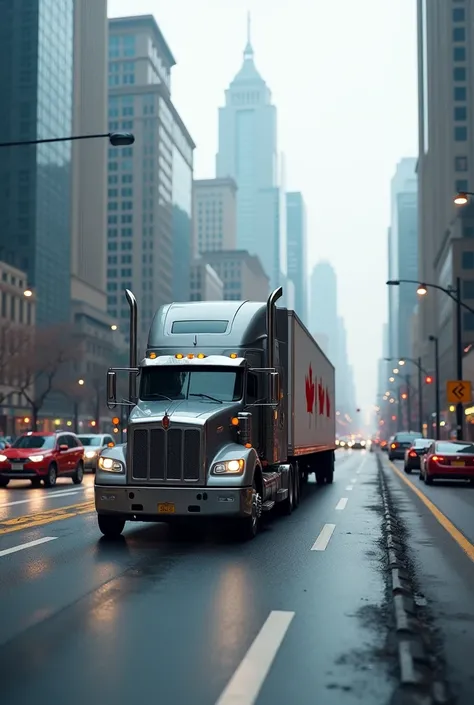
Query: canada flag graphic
xmin=318 ymin=379 xmax=325 ymax=415
xmin=305 ymin=364 xmax=315 ymax=416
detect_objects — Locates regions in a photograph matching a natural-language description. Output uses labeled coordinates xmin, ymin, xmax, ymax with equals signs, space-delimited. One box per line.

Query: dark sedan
xmin=403 ymin=438 xmax=435 ymax=473
xmin=388 ymin=432 xmax=423 ymax=460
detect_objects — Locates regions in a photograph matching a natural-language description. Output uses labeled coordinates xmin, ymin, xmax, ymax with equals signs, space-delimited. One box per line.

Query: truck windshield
xmin=140 ymin=367 xmax=243 ymax=403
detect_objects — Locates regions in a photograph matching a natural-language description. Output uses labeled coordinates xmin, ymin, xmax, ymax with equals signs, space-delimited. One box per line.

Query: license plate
xmin=452 ymin=460 xmax=465 ymax=467
xmin=158 ymin=502 xmax=175 ymax=514
xmin=11 ymin=463 xmax=23 ymax=471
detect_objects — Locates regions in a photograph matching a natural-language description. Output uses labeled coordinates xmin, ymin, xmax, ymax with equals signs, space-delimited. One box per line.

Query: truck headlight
xmin=98 ymin=457 xmax=123 ymax=473
xmin=212 ymin=459 xmax=245 ymax=475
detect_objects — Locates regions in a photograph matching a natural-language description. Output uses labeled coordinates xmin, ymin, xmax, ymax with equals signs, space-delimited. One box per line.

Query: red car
xmin=420 ymin=440 xmax=474 ymax=485
xmin=0 ymin=431 xmax=84 ymax=488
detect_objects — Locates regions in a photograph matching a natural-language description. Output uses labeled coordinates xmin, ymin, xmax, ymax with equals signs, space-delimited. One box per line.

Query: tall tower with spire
xmin=216 ymin=15 xmax=287 ymax=295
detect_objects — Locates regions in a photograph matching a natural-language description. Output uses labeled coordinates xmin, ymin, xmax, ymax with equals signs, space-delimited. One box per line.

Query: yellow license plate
xmin=452 ymin=461 xmax=465 ymax=467
xmin=158 ymin=502 xmax=175 ymax=514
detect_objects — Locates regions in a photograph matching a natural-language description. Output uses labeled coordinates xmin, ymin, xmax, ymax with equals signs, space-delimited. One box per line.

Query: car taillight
xmin=391 ymin=443 xmax=398 ymax=449
xmin=409 ymin=451 xmax=417 ymax=457
xmin=431 ymin=455 xmax=444 ymax=463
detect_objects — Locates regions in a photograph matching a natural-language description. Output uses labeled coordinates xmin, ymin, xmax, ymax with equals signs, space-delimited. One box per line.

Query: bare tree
xmin=14 ymin=324 xmax=78 ymax=430
xmin=0 ymin=322 xmax=34 ymax=406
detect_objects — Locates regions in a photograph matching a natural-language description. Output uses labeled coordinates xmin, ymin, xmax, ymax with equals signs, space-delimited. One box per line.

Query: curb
xmin=376 ymin=455 xmax=451 ymax=705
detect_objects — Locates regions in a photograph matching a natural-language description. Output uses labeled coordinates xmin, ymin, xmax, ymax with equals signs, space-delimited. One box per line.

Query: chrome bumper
xmin=95 ymin=485 xmax=252 ymax=519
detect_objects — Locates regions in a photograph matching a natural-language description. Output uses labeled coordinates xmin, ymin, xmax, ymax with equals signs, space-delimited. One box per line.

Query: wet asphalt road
xmin=383 ymin=456 xmax=474 ymax=705
xmin=0 ymin=451 xmax=399 ymax=705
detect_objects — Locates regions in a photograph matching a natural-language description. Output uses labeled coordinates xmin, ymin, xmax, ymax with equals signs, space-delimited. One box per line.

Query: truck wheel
xmin=316 ymin=471 xmax=325 ymax=485
xmin=326 ymin=469 xmax=334 ymax=484
xmin=235 ymin=481 xmax=262 ymax=540
xmin=98 ymin=514 xmax=126 ymax=538
xmin=293 ymin=467 xmax=300 ymax=508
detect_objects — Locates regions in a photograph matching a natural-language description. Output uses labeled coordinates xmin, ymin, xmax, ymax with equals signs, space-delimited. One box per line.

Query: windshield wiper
xmin=190 ymin=393 xmax=223 ymax=404
xmin=145 ymin=393 xmax=173 ymax=401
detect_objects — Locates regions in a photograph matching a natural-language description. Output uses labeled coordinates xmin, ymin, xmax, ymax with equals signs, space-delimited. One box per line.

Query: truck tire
xmin=316 ymin=471 xmax=325 ymax=485
xmin=293 ymin=466 xmax=300 ymax=508
xmin=325 ymin=453 xmax=335 ymax=484
xmin=98 ymin=514 xmax=126 ymax=538
xmin=234 ymin=480 xmax=261 ymax=540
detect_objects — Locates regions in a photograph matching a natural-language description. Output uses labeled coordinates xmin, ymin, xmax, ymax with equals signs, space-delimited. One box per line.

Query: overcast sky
xmin=108 ymin=0 xmax=418 ymax=414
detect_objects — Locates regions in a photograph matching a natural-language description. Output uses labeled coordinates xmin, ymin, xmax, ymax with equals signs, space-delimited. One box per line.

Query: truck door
xmin=246 ymin=372 xmax=261 ymax=452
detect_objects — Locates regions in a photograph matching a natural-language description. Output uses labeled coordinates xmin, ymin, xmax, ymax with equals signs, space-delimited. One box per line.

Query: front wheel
xmin=43 ymin=463 xmax=57 ymax=488
xmin=404 ymin=465 xmax=412 ymax=474
xmin=72 ymin=461 xmax=84 ymax=485
xmin=234 ymin=482 xmax=262 ymax=540
xmin=98 ymin=514 xmax=126 ymax=538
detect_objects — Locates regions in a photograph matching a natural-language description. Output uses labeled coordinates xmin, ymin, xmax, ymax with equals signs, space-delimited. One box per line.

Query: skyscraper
xmin=388 ymin=158 xmax=418 ymax=360
xmin=107 ymin=16 xmax=194 ymax=345
xmin=0 ymin=0 xmax=74 ymax=325
xmin=216 ymin=16 xmax=287 ymax=298
xmin=416 ymin=1 xmax=474 ymax=409
xmin=193 ymin=178 xmax=238 ymax=256
xmin=286 ymin=192 xmax=308 ymax=324
xmin=309 ymin=261 xmax=338 ymax=365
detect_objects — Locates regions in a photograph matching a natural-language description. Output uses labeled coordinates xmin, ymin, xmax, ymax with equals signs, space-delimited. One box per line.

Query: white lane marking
xmin=311 ymin=523 xmax=336 ymax=551
xmin=215 ymin=610 xmax=294 ymax=705
xmin=356 ymin=470 xmax=361 ymax=474
xmin=335 ymin=497 xmax=348 ymax=511
xmin=345 ymin=485 xmax=353 ymax=491
xmin=351 ymin=477 xmax=357 ymax=483
xmin=0 ymin=488 xmax=84 ymax=509
xmin=0 ymin=536 xmax=57 ymax=557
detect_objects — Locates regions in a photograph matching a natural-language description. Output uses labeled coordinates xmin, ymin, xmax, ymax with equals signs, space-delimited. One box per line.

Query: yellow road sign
xmin=446 ymin=380 xmax=472 ymax=405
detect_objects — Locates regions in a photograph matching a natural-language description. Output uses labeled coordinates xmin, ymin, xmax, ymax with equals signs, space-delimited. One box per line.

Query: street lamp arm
xmin=384 ymin=356 xmax=429 ymax=375
xmin=387 ymin=278 xmax=474 ymax=314
xmin=0 ymin=131 xmax=134 ymax=148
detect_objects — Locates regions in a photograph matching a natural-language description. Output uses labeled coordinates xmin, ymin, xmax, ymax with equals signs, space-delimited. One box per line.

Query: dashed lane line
xmin=215 ymin=610 xmax=295 ymax=705
xmin=311 ymin=523 xmax=336 ymax=551
xmin=0 ymin=536 xmax=57 ymax=557
xmin=345 ymin=485 xmax=353 ymax=491
xmin=335 ymin=498 xmax=348 ymax=511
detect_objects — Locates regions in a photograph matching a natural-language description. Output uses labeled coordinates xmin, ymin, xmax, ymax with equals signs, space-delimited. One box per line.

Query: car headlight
xmin=98 ymin=457 xmax=123 ymax=473
xmin=0 ymin=454 xmax=7 ymax=462
xmin=212 ymin=459 xmax=245 ymax=475
xmin=361 ymin=441 xmax=366 ymax=446
xmin=85 ymin=451 xmax=97 ymax=459
xmin=29 ymin=455 xmax=44 ymax=462
xmin=339 ymin=441 xmax=345 ymax=447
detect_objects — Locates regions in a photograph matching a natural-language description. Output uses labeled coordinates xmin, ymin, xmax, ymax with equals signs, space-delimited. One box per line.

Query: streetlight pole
xmin=0 ymin=131 xmax=134 ymax=149
xmin=405 ymin=374 xmax=412 ymax=430
xmin=386 ymin=356 xmax=425 ymax=434
xmin=387 ymin=278 xmax=469 ymax=442
xmin=429 ymin=336 xmax=440 ymax=439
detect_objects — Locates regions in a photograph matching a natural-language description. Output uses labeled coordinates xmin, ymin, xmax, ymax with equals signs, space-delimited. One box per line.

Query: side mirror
xmin=269 ymin=372 xmax=280 ymax=405
xmin=237 ymin=412 xmax=253 ymax=447
xmin=58 ymin=444 xmax=68 ymax=452
xmin=107 ymin=370 xmax=117 ymax=408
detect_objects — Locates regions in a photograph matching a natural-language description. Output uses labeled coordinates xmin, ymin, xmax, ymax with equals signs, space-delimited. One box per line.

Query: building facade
xmin=193 ymin=178 xmax=238 ymax=256
xmin=388 ymin=158 xmax=418 ymax=361
xmin=286 ymin=191 xmax=307 ymax=324
xmin=216 ymin=20 xmax=287 ymax=296
xmin=309 ymin=261 xmax=338 ymax=365
xmin=0 ymin=0 xmax=74 ymax=325
xmin=190 ymin=261 xmax=224 ymax=301
xmin=107 ymin=15 xmax=194 ymax=348
xmin=200 ymin=250 xmax=269 ymax=302
xmin=417 ymin=1 xmax=474 ymax=413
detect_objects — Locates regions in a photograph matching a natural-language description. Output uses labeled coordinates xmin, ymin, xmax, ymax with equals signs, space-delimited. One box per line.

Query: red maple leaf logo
xmin=305 ymin=364 xmax=315 ymax=413
xmin=318 ymin=379 xmax=325 ymax=415
xmin=326 ymin=387 xmax=331 ymax=418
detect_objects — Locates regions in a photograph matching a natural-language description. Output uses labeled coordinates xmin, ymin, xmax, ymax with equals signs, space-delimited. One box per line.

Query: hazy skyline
xmin=108 ymin=0 xmax=418 ymax=413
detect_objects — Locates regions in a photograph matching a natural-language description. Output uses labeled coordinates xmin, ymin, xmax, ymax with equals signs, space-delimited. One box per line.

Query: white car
xmin=77 ymin=433 xmax=116 ymax=472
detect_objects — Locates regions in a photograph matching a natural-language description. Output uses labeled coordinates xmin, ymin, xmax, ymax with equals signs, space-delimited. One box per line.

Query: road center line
xmin=345 ymin=485 xmax=353 ymax=491
xmin=335 ymin=498 xmax=348 ymax=511
xmin=215 ymin=610 xmax=294 ymax=705
xmin=311 ymin=523 xmax=336 ymax=551
xmin=0 ymin=536 xmax=57 ymax=557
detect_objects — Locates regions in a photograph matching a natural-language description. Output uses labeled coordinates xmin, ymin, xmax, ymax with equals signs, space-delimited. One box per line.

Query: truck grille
xmin=130 ymin=425 xmax=203 ymax=484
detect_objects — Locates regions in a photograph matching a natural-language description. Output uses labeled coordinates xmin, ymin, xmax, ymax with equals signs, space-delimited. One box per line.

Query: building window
xmin=464 ymin=227 xmax=474 ymax=239
xmin=455 ymin=126 xmax=468 ymax=141
xmin=454 ymin=67 xmax=466 ymax=81
xmin=455 ymin=156 xmax=468 ymax=171
xmin=462 ymin=251 xmax=474 ymax=269
xmin=453 ymin=27 xmax=466 ymax=42
xmin=456 ymin=179 xmax=469 ymax=193
xmin=454 ymin=86 xmax=467 ymax=101
xmin=454 ymin=46 xmax=466 ymax=62
xmin=464 ymin=312 xmax=474 ymax=330
xmin=455 ymin=106 xmax=467 ymax=121
xmin=453 ymin=8 xmax=465 ymax=22
xmin=464 ymin=280 xmax=474 ymax=300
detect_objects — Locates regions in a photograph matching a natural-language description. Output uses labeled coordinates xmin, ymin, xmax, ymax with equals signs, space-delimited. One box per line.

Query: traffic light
xmin=425 ymin=375 xmax=433 ymax=385
xmin=112 ymin=416 xmax=120 ymax=434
